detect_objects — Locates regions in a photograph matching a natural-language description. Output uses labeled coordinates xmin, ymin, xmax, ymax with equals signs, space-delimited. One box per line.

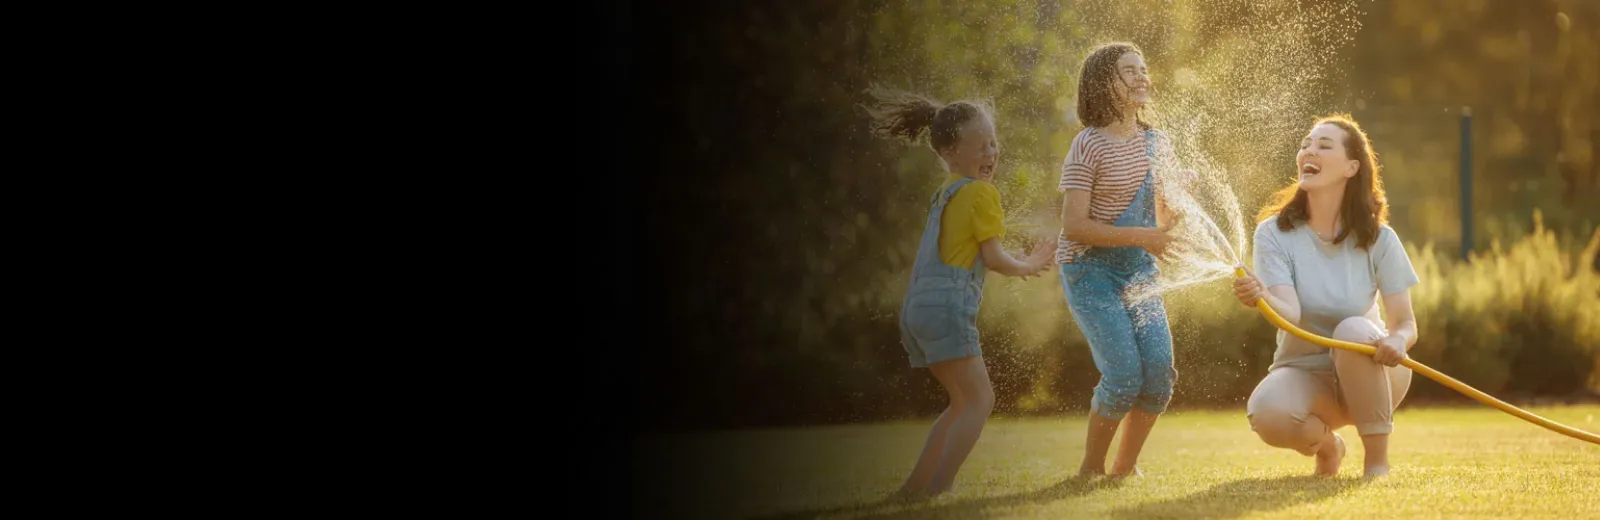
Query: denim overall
xmin=1058 ymin=129 xmax=1177 ymax=420
xmin=899 ymin=177 xmax=987 ymax=368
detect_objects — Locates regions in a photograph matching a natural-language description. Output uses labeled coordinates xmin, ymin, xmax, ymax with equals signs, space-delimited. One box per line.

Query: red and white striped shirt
xmin=1055 ymin=127 xmax=1170 ymax=264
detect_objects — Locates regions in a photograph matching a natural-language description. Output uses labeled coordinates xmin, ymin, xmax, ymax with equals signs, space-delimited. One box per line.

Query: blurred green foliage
xmin=637 ymin=0 xmax=1600 ymax=430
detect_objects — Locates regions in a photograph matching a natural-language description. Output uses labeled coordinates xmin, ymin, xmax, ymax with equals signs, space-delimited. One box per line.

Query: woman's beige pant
xmin=1246 ymin=317 xmax=1412 ymax=455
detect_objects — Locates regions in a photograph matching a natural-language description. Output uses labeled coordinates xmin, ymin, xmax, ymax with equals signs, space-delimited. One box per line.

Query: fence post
xmin=1460 ymin=106 xmax=1472 ymax=261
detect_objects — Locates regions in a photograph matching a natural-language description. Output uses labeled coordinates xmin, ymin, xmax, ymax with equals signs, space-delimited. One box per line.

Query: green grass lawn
xmin=635 ymin=405 xmax=1600 ymax=519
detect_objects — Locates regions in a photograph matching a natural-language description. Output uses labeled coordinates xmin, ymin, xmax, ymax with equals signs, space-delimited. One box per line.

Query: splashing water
xmin=996 ymin=0 xmax=1368 ymax=306
xmin=926 ymin=0 xmax=1379 ymax=412
xmin=866 ymin=1 xmax=1373 ymax=405
xmin=1113 ymin=0 xmax=1367 ymax=303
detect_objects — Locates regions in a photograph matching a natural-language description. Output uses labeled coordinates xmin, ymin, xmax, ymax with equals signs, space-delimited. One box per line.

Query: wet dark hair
xmin=864 ymin=85 xmax=991 ymax=153
xmin=1076 ymin=42 xmax=1149 ymax=129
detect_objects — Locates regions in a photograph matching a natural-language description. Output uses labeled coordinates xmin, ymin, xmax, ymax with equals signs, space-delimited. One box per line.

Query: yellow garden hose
xmin=1233 ymin=267 xmax=1600 ymax=445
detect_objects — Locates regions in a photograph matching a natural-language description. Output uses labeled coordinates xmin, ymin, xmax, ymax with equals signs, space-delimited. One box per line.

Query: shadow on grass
xmin=1103 ymin=475 xmax=1367 ymax=519
xmin=752 ymin=475 xmax=1124 ymax=520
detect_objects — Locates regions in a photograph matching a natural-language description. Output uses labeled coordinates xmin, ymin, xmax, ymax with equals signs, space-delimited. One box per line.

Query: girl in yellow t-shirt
xmin=865 ymin=86 xmax=1054 ymax=499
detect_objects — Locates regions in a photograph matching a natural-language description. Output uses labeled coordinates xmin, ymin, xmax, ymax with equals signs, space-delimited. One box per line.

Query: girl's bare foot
xmin=925 ymin=481 xmax=957 ymax=496
xmin=1314 ymin=433 xmax=1345 ymax=477
xmin=885 ymin=487 xmax=932 ymax=503
xmin=1364 ymin=465 xmax=1390 ymax=479
xmin=1108 ymin=466 xmax=1142 ymax=479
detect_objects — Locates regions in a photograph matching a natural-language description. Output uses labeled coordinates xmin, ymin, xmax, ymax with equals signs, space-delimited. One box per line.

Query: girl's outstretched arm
xmin=979 ymin=236 xmax=1053 ymax=278
xmin=1061 ymin=189 xmax=1177 ymax=259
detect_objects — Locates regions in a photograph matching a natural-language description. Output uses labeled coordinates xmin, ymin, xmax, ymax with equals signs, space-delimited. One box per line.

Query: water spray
xmin=1232 ymin=266 xmax=1600 ymax=445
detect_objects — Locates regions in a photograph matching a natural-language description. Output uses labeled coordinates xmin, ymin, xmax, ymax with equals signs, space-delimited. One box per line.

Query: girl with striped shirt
xmin=1056 ymin=42 xmax=1187 ymax=478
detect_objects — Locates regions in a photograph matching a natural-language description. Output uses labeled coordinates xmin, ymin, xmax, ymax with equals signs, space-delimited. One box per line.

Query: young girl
xmin=1056 ymin=42 xmax=1184 ymax=477
xmin=865 ymin=86 xmax=1055 ymax=498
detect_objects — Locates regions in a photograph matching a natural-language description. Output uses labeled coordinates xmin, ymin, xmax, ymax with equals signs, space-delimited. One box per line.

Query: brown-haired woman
xmin=1232 ymin=113 xmax=1420 ymax=478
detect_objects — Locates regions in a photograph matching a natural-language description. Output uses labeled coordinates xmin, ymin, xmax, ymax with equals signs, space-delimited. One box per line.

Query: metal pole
xmin=1460 ymin=106 xmax=1472 ymax=261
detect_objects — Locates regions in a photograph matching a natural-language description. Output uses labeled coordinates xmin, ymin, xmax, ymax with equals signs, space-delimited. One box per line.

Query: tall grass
xmin=1405 ymin=210 xmax=1600 ymax=397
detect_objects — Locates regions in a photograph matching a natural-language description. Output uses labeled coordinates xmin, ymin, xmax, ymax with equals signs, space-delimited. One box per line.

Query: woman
xmin=1232 ymin=113 xmax=1420 ymax=478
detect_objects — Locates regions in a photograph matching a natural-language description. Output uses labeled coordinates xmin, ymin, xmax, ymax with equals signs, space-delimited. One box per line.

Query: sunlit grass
xmin=637 ymin=405 xmax=1600 ymax=519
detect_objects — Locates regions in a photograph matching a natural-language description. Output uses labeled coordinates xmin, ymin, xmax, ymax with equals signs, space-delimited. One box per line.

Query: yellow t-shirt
xmin=936 ymin=174 xmax=1006 ymax=269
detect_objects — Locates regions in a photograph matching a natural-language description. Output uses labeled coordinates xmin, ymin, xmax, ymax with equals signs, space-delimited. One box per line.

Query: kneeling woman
xmin=1233 ymin=114 xmax=1420 ymax=478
